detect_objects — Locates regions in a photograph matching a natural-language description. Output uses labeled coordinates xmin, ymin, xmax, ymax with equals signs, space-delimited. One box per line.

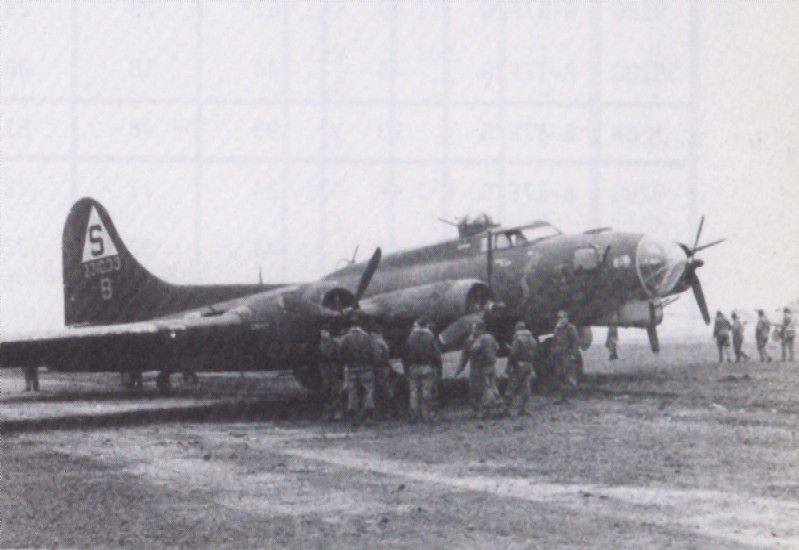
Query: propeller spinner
xmin=678 ymin=216 xmax=725 ymax=325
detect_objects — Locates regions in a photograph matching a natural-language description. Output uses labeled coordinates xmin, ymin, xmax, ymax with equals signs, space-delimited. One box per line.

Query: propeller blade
xmin=646 ymin=324 xmax=660 ymax=354
xmin=355 ymin=247 xmax=382 ymax=303
xmin=692 ymin=215 xmax=705 ymax=252
xmin=692 ymin=238 xmax=726 ymax=254
xmin=691 ymin=275 xmax=711 ymax=325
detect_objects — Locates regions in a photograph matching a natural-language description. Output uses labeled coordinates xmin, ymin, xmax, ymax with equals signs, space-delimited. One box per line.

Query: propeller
xmin=355 ymin=247 xmax=382 ymax=304
xmin=678 ymin=216 xmax=725 ymax=326
xmin=646 ymin=301 xmax=661 ymax=354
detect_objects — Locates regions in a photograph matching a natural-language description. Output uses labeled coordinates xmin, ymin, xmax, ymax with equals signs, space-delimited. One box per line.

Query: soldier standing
xmin=550 ymin=310 xmax=581 ymax=390
xmin=23 ymin=365 xmax=40 ymax=392
xmin=713 ymin=311 xmax=732 ymax=363
xmin=731 ymin=312 xmax=749 ymax=363
xmin=371 ymin=324 xmax=399 ymax=419
xmin=338 ymin=310 xmax=376 ymax=420
xmin=455 ymin=319 xmax=507 ymax=419
xmin=402 ymin=319 xmax=442 ymax=423
xmin=605 ymin=326 xmax=619 ymax=361
xmin=780 ymin=308 xmax=796 ymax=362
xmin=456 ymin=322 xmax=483 ymax=418
xmin=319 ymin=329 xmax=343 ymax=420
xmin=755 ymin=309 xmax=772 ymax=363
xmin=505 ymin=321 xmax=537 ymax=417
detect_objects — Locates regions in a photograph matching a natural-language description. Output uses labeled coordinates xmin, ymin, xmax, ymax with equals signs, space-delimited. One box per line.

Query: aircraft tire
xmin=156 ymin=370 xmax=172 ymax=396
xmin=293 ymin=364 xmax=323 ymax=394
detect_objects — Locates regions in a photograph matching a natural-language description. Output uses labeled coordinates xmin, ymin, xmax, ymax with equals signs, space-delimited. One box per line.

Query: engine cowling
xmin=301 ymin=283 xmax=357 ymax=312
xmin=360 ymin=279 xmax=490 ymax=329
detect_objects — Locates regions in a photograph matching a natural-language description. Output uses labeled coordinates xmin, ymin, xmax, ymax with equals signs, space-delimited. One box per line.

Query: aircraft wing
xmin=0 ymin=311 xmax=251 ymax=369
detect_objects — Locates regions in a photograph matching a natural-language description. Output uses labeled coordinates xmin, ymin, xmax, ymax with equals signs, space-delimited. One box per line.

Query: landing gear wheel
xmin=156 ymin=370 xmax=173 ymax=396
xmin=293 ymin=364 xmax=323 ymax=394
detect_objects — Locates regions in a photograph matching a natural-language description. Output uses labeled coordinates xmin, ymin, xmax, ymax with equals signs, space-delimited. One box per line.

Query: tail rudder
xmin=63 ymin=198 xmax=275 ymax=326
xmin=63 ymin=197 xmax=160 ymax=325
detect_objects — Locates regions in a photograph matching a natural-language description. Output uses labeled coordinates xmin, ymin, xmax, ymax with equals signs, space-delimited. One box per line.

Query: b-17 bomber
xmin=0 ymin=198 xmax=724 ymax=393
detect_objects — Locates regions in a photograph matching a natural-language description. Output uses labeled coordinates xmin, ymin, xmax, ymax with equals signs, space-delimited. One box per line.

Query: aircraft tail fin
xmin=63 ymin=198 xmax=268 ymax=326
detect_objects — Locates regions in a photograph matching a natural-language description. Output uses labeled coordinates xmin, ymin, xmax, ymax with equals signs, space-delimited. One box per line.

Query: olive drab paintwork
xmin=1 ymin=197 xmax=720 ymax=390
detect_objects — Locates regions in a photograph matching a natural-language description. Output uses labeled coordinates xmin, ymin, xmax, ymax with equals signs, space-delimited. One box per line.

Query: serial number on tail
xmin=83 ymin=256 xmax=121 ymax=279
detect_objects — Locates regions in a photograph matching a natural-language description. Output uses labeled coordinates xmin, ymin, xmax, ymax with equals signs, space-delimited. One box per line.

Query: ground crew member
xmin=780 ymin=308 xmax=795 ymax=362
xmin=338 ymin=310 xmax=376 ymax=420
xmin=371 ymin=324 xmax=399 ymax=419
xmin=550 ymin=310 xmax=581 ymax=390
xmin=713 ymin=311 xmax=732 ymax=363
xmin=605 ymin=326 xmax=619 ymax=361
xmin=402 ymin=319 xmax=442 ymax=423
xmin=731 ymin=312 xmax=749 ymax=363
xmin=456 ymin=322 xmax=483 ymax=417
xmin=505 ymin=321 xmax=537 ymax=417
xmin=319 ymin=329 xmax=343 ymax=420
xmin=455 ymin=319 xmax=507 ymax=419
xmin=755 ymin=309 xmax=772 ymax=363
xmin=23 ymin=365 xmax=40 ymax=392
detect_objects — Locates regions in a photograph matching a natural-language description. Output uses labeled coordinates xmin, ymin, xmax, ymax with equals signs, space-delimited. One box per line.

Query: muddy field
xmin=2 ymin=341 xmax=798 ymax=548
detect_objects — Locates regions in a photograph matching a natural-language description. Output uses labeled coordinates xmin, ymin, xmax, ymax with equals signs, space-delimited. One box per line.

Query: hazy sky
xmin=1 ymin=3 xmax=797 ymax=335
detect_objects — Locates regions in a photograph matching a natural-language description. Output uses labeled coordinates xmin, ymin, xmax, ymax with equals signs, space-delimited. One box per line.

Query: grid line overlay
xmin=1 ymin=3 xmax=698 ymax=279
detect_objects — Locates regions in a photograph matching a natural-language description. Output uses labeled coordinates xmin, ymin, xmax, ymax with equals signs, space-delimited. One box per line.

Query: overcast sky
xmin=1 ymin=3 xmax=797 ymax=335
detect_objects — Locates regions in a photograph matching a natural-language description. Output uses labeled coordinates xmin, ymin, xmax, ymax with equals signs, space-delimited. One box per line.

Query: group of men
xmin=713 ymin=308 xmax=795 ymax=364
xmin=318 ymin=308 xmax=583 ymax=424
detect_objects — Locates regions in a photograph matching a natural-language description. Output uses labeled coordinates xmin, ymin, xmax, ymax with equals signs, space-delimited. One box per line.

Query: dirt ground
xmin=2 ymin=341 xmax=798 ymax=549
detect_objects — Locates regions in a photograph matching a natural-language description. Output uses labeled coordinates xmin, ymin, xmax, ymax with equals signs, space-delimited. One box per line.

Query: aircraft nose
xmin=635 ymin=234 xmax=688 ymax=297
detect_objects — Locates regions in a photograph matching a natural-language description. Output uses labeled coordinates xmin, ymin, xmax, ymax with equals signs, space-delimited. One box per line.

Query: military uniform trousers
xmin=373 ymin=364 xmax=399 ymax=418
xmin=343 ymin=365 xmax=375 ymax=415
xmin=505 ymin=362 xmax=533 ymax=416
xmin=319 ymin=362 xmax=344 ymax=418
xmin=407 ymin=364 xmax=436 ymax=421
xmin=477 ymin=367 xmax=506 ymax=418
xmin=756 ymin=336 xmax=771 ymax=362
xmin=783 ymin=335 xmax=795 ymax=362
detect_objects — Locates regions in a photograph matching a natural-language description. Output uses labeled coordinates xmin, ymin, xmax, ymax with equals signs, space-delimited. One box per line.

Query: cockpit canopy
xmin=479 ymin=221 xmax=562 ymax=251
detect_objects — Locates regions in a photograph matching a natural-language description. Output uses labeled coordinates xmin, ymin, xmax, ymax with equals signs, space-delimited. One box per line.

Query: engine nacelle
xmin=360 ymin=279 xmax=490 ymax=328
xmin=301 ymin=283 xmax=356 ymax=312
xmin=595 ymin=299 xmax=663 ymax=328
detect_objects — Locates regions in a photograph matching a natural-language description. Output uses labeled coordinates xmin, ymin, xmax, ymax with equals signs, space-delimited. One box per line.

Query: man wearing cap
xmin=23 ymin=365 xmax=40 ymax=392
xmin=780 ymin=308 xmax=796 ymax=362
xmin=455 ymin=319 xmax=507 ymax=419
xmin=371 ymin=324 xmax=400 ymax=419
xmin=319 ymin=329 xmax=343 ymax=420
xmin=755 ymin=309 xmax=772 ymax=363
xmin=731 ymin=312 xmax=749 ymax=363
xmin=338 ymin=310 xmax=376 ymax=420
xmin=605 ymin=325 xmax=619 ymax=361
xmin=713 ymin=311 xmax=733 ymax=363
xmin=402 ymin=319 xmax=442 ymax=423
xmin=505 ymin=321 xmax=538 ymax=416
xmin=456 ymin=322 xmax=483 ymax=417
xmin=550 ymin=310 xmax=581 ymax=389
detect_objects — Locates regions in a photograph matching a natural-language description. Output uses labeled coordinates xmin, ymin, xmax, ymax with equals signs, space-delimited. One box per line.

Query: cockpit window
xmin=519 ymin=224 xmax=561 ymax=242
xmin=478 ymin=224 xmax=560 ymax=252
xmin=494 ymin=233 xmax=512 ymax=250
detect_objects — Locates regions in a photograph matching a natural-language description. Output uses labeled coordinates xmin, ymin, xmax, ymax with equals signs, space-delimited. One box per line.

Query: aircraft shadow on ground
xmin=3 ymin=372 xmax=683 ymax=435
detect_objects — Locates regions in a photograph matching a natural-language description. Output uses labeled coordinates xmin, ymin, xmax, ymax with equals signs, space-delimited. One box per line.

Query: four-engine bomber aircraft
xmin=0 ymin=198 xmax=723 ymax=392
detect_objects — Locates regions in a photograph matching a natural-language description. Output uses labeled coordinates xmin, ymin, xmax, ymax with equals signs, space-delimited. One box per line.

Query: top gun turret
xmin=438 ymin=213 xmax=500 ymax=239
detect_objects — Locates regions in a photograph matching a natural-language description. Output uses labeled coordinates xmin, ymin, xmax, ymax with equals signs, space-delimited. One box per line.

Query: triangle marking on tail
xmin=81 ymin=205 xmax=119 ymax=263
